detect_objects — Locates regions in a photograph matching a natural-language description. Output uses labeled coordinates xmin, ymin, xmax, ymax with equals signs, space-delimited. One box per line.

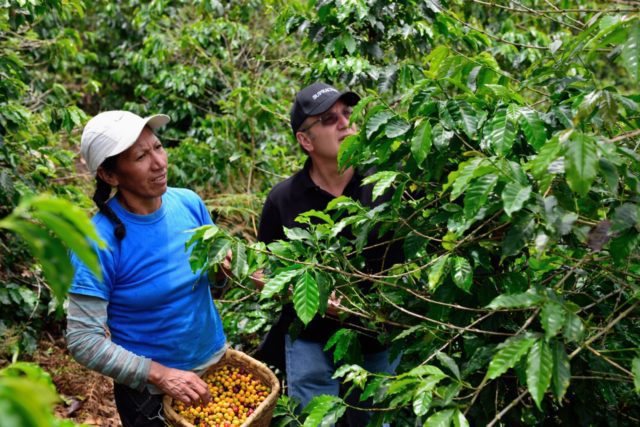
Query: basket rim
xmin=163 ymin=348 xmax=280 ymax=427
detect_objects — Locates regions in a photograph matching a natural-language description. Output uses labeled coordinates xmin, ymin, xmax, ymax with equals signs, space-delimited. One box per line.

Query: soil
xmin=31 ymin=334 xmax=121 ymax=426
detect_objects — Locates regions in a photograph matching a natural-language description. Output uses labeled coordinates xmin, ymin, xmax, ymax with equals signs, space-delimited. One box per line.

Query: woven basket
xmin=163 ymin=348 xmax=280 ymax=427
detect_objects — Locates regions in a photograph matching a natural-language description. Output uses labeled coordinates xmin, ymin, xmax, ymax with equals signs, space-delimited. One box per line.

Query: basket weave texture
xmin=163 ymin=348 xmax=280 ymax=427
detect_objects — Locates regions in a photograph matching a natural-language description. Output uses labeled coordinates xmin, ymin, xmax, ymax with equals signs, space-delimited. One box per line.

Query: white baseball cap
xmin=80 ymin=110 xmax=170 ymax=176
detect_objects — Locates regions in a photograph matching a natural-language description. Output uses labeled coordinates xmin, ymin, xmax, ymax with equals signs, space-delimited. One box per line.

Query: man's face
xmin=297 ymin=100 xmax=356 ymax=162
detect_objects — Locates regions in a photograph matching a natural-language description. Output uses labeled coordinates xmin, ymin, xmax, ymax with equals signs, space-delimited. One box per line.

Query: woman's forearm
xmin=66 ymin=293 xmax=150 ymax=390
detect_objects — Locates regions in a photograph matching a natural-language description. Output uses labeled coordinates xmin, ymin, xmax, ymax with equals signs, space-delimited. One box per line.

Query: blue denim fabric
xmin=285 ymin=335 xmax=400 ymax=427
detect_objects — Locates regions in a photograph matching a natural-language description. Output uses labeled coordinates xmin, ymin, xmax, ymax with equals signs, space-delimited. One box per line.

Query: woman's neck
xmin=117 ymin=192 xmax=162 ymax=215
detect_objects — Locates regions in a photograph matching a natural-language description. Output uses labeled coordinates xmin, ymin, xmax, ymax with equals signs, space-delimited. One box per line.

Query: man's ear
xmin=97 ymin=167 xmax=118 ymax=187
xmin=296 ymin=131 xmax=314 ymax=153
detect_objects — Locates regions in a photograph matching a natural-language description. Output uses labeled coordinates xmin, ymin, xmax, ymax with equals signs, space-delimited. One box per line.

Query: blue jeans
xmin=285 ymin=335 xmax=400 ymax=427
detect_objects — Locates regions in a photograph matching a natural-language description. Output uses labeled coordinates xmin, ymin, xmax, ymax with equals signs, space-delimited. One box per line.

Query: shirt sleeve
xmin=257 ymin=194 xmax=284 ymax=244
xmin=66 ymin=293 xmax=151 ymax=391
xmin=194 ymin=191 xmax=214 ymax=226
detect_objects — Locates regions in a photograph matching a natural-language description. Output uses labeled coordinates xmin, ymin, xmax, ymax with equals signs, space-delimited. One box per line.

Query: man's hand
xmin=250 ymin=269 xmax=265 ymax=290
xmin=215 ymin=250 xmax=233 ymax=282
xmin=326 ymin=291 xmax=343 ymax=317
xmin=148 ymin=361 xmax=210 ymax=405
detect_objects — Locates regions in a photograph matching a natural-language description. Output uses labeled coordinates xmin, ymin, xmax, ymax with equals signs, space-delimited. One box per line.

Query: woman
xmin=66 ymin=110 xmax=227 ymax=426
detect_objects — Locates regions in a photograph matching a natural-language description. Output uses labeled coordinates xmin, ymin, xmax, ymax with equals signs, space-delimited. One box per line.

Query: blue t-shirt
xmin=70 ymin=187 xmax=226 ymax=370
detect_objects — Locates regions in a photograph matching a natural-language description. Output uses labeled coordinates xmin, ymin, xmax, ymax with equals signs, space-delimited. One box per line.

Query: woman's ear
xmin=296 ymin=131 xmax=314 ymax=153
xmin=97 ymin=167 xmax=119 ymax=187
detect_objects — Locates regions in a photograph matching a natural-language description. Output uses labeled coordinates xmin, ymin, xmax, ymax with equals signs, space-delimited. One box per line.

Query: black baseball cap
xmin=290 ymin=82 xmax=360 ymax=135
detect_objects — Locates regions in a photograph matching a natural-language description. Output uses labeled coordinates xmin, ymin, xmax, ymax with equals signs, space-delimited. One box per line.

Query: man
xmin=257 ymin=82 xmax=401 ymax=426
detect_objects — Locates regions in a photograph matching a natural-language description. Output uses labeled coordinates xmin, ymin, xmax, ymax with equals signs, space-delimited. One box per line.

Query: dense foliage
xmin=1 ymin=0 xmax=640 ymax=426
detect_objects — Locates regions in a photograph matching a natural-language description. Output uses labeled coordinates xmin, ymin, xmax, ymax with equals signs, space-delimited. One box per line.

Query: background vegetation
xmin=1 ymin=0 xmax=639 ymax=426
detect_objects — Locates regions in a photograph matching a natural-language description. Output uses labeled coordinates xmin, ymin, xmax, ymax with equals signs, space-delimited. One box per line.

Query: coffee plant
xmin=189 ymin=1 xmax=640 ymax=425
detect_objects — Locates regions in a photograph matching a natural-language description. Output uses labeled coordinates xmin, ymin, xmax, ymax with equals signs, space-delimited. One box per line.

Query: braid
xmin=93 ymin=156 xmax=126 ymax=240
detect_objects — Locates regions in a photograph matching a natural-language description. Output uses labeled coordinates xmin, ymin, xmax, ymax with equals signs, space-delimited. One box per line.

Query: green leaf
xmin=366 ymin=110 xmax=394 ymax=139
xmin=447 ymin=100 xmax=480 ymax=138
xmin=563 ymin=312 xmax=585 ymax=343
xmin=325 ymin=329 xmax=360 ymax=364
xmin=451 ymin=256 xmax=473 ymax=293
xmin=528 ymin=136 xmax=561 ymax=180
xmin=444 ymin=158 xmax=483 ymax=199
xmin=29 ymin=210 xmax=101 ymax=283
xmin=551 ymin=341 xmax=571 ymax=401
xmin=526 ymin=339 xmax=553 ymax=409
xmin=611 ymin=203 xmax=639 ymax=233
xmin=231 ymin=241 xmax=248 ymax=278
xmin=599 ymin=158 xmax=619 ymax=195
xmin=29 ymin=196 xmax=103 ymax=248
xmin=428 ymin=254 xmax=449 ymax=290
xmin=202 ymin=224 xmax=221 ymax=241
xmin=0 ymin=219 xmax=73 ymax=301
xmin=463 ymin=174 xmax=498 ymax=218
xmin=620 ymin=21 xmax=640 ymax=81
xmin=486 ymin=335 xmax=536 ymax=380
xmin=338 ymin=134 xmax=362 ymax=169
xmin=541 ymin=301 xmax=566 ymax=340
xmin=405 ymin=365 xmax=446 ymax=378
xmin=413 ymin=386 xmax=433 ymax=416
xmin=342 ymin=32 xmax=356 ymax=54
xmin=385 ymin=117 xmax=411 ymax=138
xmin=293 ymin=270 xmax=319 ymax=325
xmin=453 ymin=409 xmax=470 ymax=427
xmin=482 ymin=84 xmax=524 ymax=104
xmin=208 ymin=239 xmax=232 ymax=266
xmin=261 ymin=268 xmax=301 ymax=299
xmin=411 ymin=119 xmax=432 ymax=166
xmin=487 ymin=289 xmax=543 ymax=309
xmin=564 ymin=133 xmax=598 ymax=196
xmin=387 ymin=378 xmax=419 ymax=395
xmin=610 ymin=231 xmax=640 ymax=265
xmin=362 ymin=171 xmax=400 ymax=201
xmin=485 ymin=108 xmax=516 ymax=155
xmin=425 ymin=408 xmax=454 ymax=427
xmin=284 ymin=227 xmax=313 ymax=241
xmin=519 ymin=107 xmax=547 ymax=151
xmin=632 ymin=357 xmax=640 ymax=393
xmin=302 ymin=395 xmax=345 ymax=427
xmin=501 ymin=182 xmax=532 ymax=217
xmin=432 ymin=123 xmax=455 ymax=151
xmin=502 ymin=214 xmax=535 ymax=257
xmin=296 ymin=210 xmax=334 ymax=226
xmin=0 ymin=374 xmax=59 ymax=427
xmin=436 ymin=352 xmax=461 ymax=380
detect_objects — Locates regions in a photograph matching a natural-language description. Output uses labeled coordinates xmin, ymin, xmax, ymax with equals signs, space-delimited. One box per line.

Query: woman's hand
xmin=147 ymin=361 xmax=210 ymax=405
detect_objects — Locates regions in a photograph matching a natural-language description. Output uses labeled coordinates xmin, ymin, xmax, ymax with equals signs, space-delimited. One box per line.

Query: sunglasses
xmin=299 ymin=108 xmax=353 ymax=133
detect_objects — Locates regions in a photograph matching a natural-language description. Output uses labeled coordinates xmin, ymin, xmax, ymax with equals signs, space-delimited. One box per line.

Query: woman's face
xmin=102 ymin=127 xmax=168 ymax=214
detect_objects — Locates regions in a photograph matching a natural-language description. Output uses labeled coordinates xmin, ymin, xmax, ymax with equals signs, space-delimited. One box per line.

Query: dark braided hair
xmin=92 ymin=155 xmax=126 ymax=240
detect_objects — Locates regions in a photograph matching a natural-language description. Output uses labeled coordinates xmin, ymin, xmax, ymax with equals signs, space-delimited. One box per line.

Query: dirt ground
xmin=32 ymin=334 xmax=121 ymax=426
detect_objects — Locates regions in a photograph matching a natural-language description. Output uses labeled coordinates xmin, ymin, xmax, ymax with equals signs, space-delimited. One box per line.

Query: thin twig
xmin=569 ymin=302 xmax=639 ymax=359
xmin=487 ymin=391 xmax=528 ymax=427
xmin=585 ymin=345 xmax=633 ymax=377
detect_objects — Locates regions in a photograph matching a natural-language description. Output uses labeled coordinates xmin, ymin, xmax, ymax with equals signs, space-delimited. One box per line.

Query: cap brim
xmin=145 ymin=114 xmax=171 ymax=131
xmin=307 ymin=91 xmax=361 ymax=116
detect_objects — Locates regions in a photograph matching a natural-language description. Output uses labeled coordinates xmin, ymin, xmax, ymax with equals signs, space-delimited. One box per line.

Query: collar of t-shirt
xmin=299 ymin=157 xmax=364 ymax=199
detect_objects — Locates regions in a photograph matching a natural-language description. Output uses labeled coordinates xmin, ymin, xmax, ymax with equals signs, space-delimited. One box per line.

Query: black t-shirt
xmin=257 ymin=159 xmax=402 ymax=352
